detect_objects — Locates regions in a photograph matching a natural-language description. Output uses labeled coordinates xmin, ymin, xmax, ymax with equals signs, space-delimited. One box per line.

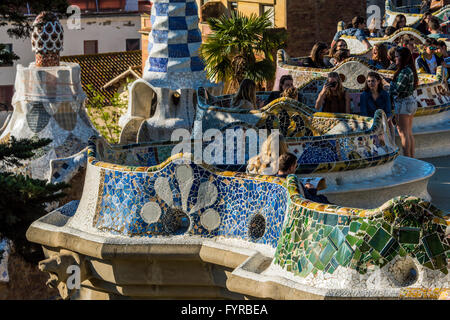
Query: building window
xmin=261 ymin=5 xmax=274 ymax=27
xmin=84 ymin=40 xmax=98 ymax=55
xmin=228 ymin=1 xmax=238 ymax=13
xmin=0 ymin=44 xmax=13 ymax=67
xmin=126 ymin=39 xmax=141 ymax=51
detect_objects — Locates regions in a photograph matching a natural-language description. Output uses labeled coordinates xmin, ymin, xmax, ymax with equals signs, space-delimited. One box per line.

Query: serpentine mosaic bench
xmin=337 ymin=28 xmax=435 ymax=55
xmin=196 ymin=87 xmax=398 ymax=172
xmin=26 ymin=145 xmax=450 ymax=299
xmin=276 ymin=49 xmax=450 ymax=158
xmin=385 ymin=0 xmax=449 ymax=26
xmin=195 ymin=88 xmax=435 ymax=208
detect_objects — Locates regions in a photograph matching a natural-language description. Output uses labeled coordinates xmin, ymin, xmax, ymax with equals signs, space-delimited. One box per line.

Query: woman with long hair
xmin=370 ymin=43 xmax=390 ymax=69
xmin=389 ymin=47 xmax=419 ymax=158
xmin=231 ymin=79 xmax=259 ymax=109
xmin=392 ymin=14 xmax=407 ymax=30
xmin=247 ymin=132 xmax=289 ymax=175
xmin=330 ymin=39 xmax=348 ymax=58
xmin=303 ymin=42 xmax=332 ymax=68
xmin=360 ymin=72 xmax=395 ymax=138
xmin=315 ymin=72 xmax=350 ymax=113
xmin=265 ymin=75 xmax=299 ymax=104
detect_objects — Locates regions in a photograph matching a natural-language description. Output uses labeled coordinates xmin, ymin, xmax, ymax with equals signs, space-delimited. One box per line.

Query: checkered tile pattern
xmin=143 ymin=0 xmax=215 ymax=91
xmin=148 ymin=0 xmax=204 ymax=73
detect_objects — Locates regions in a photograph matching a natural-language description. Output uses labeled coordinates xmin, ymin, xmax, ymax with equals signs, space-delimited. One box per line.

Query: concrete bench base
xmin=26 ymin=216 xmax=449 ymax=300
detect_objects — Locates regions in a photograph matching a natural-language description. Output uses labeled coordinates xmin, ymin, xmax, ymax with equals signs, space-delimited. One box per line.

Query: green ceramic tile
xmin=323 ymin=225 xmax=333 ymax=237
xmin=422 ymin=233 xmax=445 ymax=258
xmin=324 ymin=213 xmax=338 ymax=226
xmin=368 ymin=228 xmax=391 ymax=252
xmin=299 ymin=256 xmax=314 ymax=277
xmin=328 ymin=227 xmax=345 ymax=249
xmin=345 ymin=234 xmax=358 ymax=247
xmin=349 ymin=221 xmax=361 ymax=233
xmin=319 ymin=243 xmax=337 ymax=266
xmin=366 ymin=225 xmax=378 ymax=237
xmin=335 ymin=243 xmax=353 ymax=267
xmin=359 ymin=222 xmax=368 ymax=231
xmin=398 ymin=227 xmax=420 ymax=244
xmin=359 ymin=241 xmax=371 ymax=253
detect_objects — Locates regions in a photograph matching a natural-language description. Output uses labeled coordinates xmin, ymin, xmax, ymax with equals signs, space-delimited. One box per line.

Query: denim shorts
xmin=394 ymin=96 xmax=417 ymax=115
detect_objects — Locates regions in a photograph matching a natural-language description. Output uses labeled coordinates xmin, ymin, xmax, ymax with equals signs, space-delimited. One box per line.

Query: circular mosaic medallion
xmin=161 ymin=208 xmax=190 ymax=235
xmin=248 ymin=214 xmax=266 ymax=240
xmin=140 ymin=202 xmax=161 ymax=224
xmin=357 ymin=75 xmax=366 ymax=84
xmin=200 ymin=208 xmax=221 ymax=231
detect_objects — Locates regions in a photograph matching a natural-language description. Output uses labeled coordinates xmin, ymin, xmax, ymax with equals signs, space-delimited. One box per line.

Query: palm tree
xmin=200 ymin=10 xmax=286 ymax=90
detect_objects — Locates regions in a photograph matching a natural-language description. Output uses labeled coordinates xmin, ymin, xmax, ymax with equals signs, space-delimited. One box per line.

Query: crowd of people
xmin=223 ymin=5 xmax=450 ymax=204
xmin=229 ymin=7 xmax=449 ymax=162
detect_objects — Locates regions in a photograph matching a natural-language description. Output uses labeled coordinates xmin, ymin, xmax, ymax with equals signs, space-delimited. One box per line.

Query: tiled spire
xmin=143 ymin=0 xmax=214 ymax=89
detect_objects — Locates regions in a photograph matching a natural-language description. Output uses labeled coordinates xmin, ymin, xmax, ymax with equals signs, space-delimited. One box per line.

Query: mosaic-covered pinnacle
xmin=143 ymin=0 xmax=214 ymax=90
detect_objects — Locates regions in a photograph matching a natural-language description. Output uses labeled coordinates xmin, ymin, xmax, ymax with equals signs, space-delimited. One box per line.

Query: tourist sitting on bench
xmin=387 ymin=46 xmax=398 ymax=70
xmin=329 ymin=39 xmax=348 ymax=65
xmin=315 ymin=72 xmax=350 ymax=114
xmin=331 ymin=16 xmax=372 ymax=50
xmin=265 ymin=75 xmax=301 ymax=104
xmin=330 ymin=48 xmax=350 ymax=67
xmin=231 ymin=79 xmax=264 ymax=110
xmin=384 ymin=26 xmax=397 ymax=37
xmin=392 ymin=14 xmax=407 ymax=32
xmin=360 ymin=72 xmax=392 ymax=118
xmin=417 ymin=11 xmax=433 ymax=35
xmin=301 ymin=42 xmax=333 ymax=69
xmin=276 ymin=153 xmax=331 ymax=204
xmin=369 ymin=43 xmax=390 ymax=69
xmin=427 ymin=17 xmax=449 ymax=39
xmin=415 ymin=38 xmax=444 ymax=75
xmin=247 ymin=132 xmax=288 ymax=175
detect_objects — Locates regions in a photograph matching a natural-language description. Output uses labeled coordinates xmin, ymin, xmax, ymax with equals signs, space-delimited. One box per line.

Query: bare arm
xmin=363 ymin=39 xmax=372 ymax=50
xmin=315 ymin=87 xmax=327 ymax=110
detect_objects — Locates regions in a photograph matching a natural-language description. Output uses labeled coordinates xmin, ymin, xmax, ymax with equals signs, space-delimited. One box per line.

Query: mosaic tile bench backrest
xmin=84 ymin=139 xmax=449 ymax=276
xmin=274 ymin=174 xmax=450 ymax=277
xmin=385 ymin=0 xmax=449 ymax=26
xmin=88 ymin=138 xmax=288 ymax=247
xmin=276 ymin=50 xmax=450 ymax=116
xmin=194 ymin=89 xmax=398 ymax=172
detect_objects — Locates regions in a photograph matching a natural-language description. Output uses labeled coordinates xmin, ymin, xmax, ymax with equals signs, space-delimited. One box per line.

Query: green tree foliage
xmin=200 ymin=10 xmax=287 ymax=87
xmin=0 ymin=137 xmax=68 ymax=264
xmin=85 ymin=84 xmax=129 ymax=144
xmin=0 ymin=0 xmax=69 ymax=64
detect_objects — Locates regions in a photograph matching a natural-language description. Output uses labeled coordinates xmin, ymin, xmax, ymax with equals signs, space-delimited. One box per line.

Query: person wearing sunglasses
xmin=415 ymin=38 xmax=444 ymax=74
xmin=315 ymin=72 xmax=350 ymax=114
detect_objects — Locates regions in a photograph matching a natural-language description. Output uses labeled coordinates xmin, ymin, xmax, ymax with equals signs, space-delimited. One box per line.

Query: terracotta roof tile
xmin=61 ymin=50 xmax=142 ymax=104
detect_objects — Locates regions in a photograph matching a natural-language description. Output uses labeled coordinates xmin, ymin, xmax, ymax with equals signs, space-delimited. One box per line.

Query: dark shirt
xmin=360 ymin=90 xmax=392 ymax=118
xmin=322 ymin=92 xmax=347 ymax=113
xmin=302 ymin=57 xmax=333 ymax=69
xmin=265 ymin=91 xmax=301 ymax=105
xmin=417 ymin=20 xmax=431 ymax=35
xmin=387 ymin=62 xmax=397 ymax=70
